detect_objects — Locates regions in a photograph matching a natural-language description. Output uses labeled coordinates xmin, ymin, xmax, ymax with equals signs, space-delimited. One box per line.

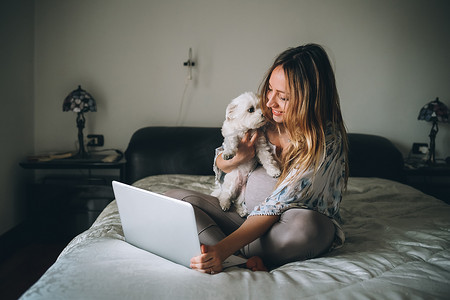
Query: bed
xmin=21 ymin=127 xmax=450 ymax=299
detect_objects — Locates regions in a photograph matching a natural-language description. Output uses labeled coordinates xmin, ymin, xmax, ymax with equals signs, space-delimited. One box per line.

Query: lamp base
xmin=427 ymin=120 xmax=438 ymax=165
xmin=74 ymin=112 xmax=89 ymax=159
xmin=72 ymin=150 xmax=90 ymax=159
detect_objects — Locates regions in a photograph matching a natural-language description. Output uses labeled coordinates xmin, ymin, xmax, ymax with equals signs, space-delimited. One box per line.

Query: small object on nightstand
xmin=102 ymin=154 xmax=120 ymax=162
xmin=26 ymin=151 xmax=75 ymax=162
xmin=93 ymin=149 xmax=123 ymax=162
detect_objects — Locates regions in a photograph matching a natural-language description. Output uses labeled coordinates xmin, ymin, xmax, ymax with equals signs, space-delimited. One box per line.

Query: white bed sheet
xmin=20 ymin=176 xmax=450 ymax=299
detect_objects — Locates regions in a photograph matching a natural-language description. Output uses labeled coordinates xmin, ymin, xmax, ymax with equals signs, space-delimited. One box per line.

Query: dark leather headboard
xmin=124 ymin=127 xmax=222 ymax=183
xmin=124 ymin=127 xmax=404 ymax=184
xmin=347 ymin=133 xmax=404 ymax=182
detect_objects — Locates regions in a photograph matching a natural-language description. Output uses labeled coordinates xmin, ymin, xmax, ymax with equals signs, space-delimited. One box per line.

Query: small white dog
xmin=212 ymin=92 xmax=281 ymax=217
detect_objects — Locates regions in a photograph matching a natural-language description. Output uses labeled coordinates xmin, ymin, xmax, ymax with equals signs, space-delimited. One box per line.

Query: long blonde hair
xmin=259 ymin=44 xmax=348 ymax=186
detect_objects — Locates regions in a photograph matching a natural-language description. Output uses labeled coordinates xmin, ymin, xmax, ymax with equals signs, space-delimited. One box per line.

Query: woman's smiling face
xmin=266 ymin=66 xmax=289 ymax=123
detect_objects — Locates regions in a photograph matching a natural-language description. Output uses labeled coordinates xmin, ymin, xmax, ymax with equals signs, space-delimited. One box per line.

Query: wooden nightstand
xmin=20 ymin=155 xmax=126 ymax=241
xmin=403 ymin=163 xmax=450 ymax=204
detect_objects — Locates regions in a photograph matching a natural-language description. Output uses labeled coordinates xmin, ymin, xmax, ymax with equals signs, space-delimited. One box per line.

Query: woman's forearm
xmin=215 ymin=131 xmax=259 ymax=174
xmin=216 ymin=215 xmax=279 ymax=261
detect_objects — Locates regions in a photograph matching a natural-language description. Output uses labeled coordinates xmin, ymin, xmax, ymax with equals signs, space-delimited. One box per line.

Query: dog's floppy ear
xmin=226 ymin=102 xmax=238 ymax=121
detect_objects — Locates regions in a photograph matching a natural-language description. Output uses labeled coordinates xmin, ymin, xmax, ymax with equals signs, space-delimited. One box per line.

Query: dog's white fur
xmin=212 ymin=92 xmax=281 ymax=217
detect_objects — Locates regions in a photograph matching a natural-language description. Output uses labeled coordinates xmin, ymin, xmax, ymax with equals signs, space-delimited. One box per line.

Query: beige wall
xmin=34 ymin=0 xmax=450 ymax=158
xmin=0 ymin=0 xmax=35 ymax=235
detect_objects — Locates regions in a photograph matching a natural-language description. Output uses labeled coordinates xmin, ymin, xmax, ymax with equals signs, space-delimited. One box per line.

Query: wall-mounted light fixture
xmin=183 ymin=48 xmax=195 ymax=80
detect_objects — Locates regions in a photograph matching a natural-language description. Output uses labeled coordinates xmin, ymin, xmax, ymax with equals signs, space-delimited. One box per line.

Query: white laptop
xmin=112 ymin=181 xmax=247 ymax=269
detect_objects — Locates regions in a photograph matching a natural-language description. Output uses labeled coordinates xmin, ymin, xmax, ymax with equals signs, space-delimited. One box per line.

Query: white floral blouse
xmin=213 ymin=126 xmax=347 ymax=247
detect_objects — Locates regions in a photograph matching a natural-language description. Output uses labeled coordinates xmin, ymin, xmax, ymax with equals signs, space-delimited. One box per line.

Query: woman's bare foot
xmin=246 ymin=256 xmax=268 ymax=272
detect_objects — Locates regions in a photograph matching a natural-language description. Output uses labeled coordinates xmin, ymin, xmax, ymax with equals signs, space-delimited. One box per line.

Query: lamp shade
xmin=417 ymin=97 xmax=449 ymax=123
xmin=63 ymin=85 xmax=96 ymax=113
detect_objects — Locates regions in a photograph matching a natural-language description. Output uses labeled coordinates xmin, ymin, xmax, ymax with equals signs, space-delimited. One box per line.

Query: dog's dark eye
xmin=248 ymin=107 xmax=255 ymax=113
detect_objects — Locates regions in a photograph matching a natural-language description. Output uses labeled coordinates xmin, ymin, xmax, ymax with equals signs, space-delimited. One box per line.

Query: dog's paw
xmin=236 ymin=205 xmax=248 ymax=217
xmin=218 ymin=197 xmax=231 ymax=211
xmin=271 ymin=171 xmax=281 ymax=178
xmin=222 ymin=151 xmax=235 ymax=160
xmin=266 ymin=166 xmax=281 ymax=178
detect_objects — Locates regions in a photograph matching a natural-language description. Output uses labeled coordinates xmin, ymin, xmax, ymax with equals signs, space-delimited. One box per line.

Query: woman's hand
xmin=191 ymin=215 xmax=279 ymax=274
xmin=216 ymin=131 xmax=259 ymax=173
xmin=190 ymin=244 xmax=224 ymax=275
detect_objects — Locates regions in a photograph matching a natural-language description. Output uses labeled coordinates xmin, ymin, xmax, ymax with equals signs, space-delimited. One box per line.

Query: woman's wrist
xmin=216 ymin=153 xmax=238 ymax=174
xmin=215 ymin=239 xmax=238 ymax=263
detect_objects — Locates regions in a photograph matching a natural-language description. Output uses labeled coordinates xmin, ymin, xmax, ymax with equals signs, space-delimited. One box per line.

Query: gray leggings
xmin=164 ymin=168 xmax=336 ymax=267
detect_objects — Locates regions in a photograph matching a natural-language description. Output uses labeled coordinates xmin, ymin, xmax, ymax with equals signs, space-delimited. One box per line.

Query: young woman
xmin=165 ymin=43 xmax=348 ymax=274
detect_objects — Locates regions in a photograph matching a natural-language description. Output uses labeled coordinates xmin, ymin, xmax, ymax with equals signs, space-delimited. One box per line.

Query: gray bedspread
xmin=20 ymin=176 xmax=450 ymax=299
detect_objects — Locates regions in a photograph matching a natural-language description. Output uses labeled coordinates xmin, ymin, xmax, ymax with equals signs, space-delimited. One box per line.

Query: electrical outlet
xmin=412 ymin=143 xmax=428 ymax=154
xmin=87 ymin=134 xmax=104 ymax=147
